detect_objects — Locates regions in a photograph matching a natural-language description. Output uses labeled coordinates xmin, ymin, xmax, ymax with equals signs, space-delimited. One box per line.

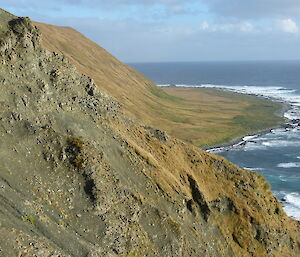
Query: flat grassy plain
xmin=157 ymin=87 xmax=285 ymax=147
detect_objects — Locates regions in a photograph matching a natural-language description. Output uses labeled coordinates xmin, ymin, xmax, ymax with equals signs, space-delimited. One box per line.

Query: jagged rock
xmin=144 ymin=126 xmax=169 ymax=142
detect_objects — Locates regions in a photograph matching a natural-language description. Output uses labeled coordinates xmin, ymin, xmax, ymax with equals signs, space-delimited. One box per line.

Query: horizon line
xmin=126 ymin=59 xmax=300 ymax=64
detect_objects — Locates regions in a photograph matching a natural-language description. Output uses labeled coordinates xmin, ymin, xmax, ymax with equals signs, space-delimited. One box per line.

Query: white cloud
xmin=240 ymin=22 xmax=254 ymax=32
xmin=278 ymin=19 xmax=299 ymax=33
xmin=200 ymin=21 xmax=209 ymax=30
xmin=199 ymin=21 xmax=255 ymax=33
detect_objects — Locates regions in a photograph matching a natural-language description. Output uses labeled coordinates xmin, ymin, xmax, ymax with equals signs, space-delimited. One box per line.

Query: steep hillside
xmin=0 ymin=11 xmax=299 ymax=257
xmin=34 ymin=21 xmax=167 ymax=123
xmin=34 ymin=22 xmax=284 ymax=147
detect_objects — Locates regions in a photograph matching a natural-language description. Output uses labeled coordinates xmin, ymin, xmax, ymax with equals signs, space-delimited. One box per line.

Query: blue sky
xmin=1 ymin=0 xmax=300 ymax=62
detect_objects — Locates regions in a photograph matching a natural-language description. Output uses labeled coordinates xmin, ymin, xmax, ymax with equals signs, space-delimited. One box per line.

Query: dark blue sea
xmin=129 ymin=61 xmax=300 ymax=220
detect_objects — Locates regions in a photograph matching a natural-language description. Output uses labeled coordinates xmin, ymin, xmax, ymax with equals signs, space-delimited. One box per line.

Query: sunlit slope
xmin=35 ymin=22 xmax=284 ymax=147
xmin=34 ymin=22 xmax=168 ymax=122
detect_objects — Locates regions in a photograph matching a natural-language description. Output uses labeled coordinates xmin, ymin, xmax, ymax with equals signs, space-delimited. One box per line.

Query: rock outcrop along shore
xmin=0 ymin=9 xmax=299 ymax=257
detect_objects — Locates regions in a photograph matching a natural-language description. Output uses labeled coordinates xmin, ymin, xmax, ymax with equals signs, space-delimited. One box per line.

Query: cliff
xmin=0 ymin=10 xmax=299 ymax=257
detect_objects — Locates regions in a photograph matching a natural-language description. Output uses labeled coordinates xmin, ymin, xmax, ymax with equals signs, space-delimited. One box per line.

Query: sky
xmin=1 ymin=0 xmax=300 ymax=62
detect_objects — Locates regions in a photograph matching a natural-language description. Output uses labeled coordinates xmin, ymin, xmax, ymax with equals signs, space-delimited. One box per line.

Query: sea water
xmin=129 ymin=61 xmax=300 ymax=220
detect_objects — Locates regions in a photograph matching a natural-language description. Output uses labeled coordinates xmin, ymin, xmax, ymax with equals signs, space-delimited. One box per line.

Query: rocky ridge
xmin=0 ymin=10 xmax=299 ymax=257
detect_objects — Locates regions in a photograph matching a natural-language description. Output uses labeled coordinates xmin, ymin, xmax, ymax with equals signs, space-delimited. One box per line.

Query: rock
xmin=144 ymin=126 xmax=169 ymax=142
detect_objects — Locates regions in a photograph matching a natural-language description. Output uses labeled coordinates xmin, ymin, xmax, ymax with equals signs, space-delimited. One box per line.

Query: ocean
xmin=129 ymin=61 xmax=300 ymax=220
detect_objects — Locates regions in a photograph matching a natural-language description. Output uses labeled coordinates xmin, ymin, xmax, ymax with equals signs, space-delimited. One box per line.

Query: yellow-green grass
xmin=159 ymin=87 xmax=284 ymax=147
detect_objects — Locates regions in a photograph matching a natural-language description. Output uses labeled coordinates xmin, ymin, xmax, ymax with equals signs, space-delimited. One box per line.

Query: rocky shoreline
xmin=204 ymin=96 xmax=298 ymax=153
xmin=206 ymin=110 xmax=300 ymax=153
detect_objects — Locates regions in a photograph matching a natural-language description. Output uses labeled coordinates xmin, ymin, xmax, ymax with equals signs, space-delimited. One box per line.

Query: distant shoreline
xmin=204 ymin=103 xmax=291 ymax=152
xmin=204 ymin=126 xmax=278 ymax=152
xmin=161 ymin=85 xmax=291 ymax=151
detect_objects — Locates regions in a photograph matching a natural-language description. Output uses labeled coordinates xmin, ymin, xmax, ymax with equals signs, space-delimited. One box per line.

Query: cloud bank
xmin=203 ymin=0 xmax=300 ymax=19
xmin=1 ymin=0 xmax=299 ymax=62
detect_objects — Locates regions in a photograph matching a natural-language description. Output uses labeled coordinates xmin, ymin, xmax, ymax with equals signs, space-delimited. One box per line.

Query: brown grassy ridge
xmin=114 ymin=120 xmax=300 ymax=257
xmin=34 ymin=22 xmax=284 ymax=147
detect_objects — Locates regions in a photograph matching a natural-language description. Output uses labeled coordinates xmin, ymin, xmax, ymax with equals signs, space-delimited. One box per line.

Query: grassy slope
xmin=163 ymin=87 xmax=284 ymax=147
xmin=34 ymin=22 xmax=168 ymax=122
xmin=34 ymin=22 xmax=284 ymax=147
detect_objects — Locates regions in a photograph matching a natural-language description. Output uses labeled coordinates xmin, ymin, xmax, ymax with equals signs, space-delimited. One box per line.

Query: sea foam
xmin=273 ymin=191 xmax=300 ymax=220
xmin=277 ymin=162 xmax=300 ymax=168
xmin=283 ymin=192 xmax=300 ymax=220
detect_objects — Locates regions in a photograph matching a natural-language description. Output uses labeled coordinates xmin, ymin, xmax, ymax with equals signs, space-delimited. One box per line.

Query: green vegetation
xmin=149 ymin=86 xmax=183 ymax=104
xmin=161 ymin=87 xmax=285 ymax=147
xmin=231 ymin=102 xmax=282 ymax=131
xmin=22 ymin=215 xmax=35 ymax=224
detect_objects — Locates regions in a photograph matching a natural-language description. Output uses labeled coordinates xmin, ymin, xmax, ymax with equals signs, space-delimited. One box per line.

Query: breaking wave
xmin=275 ymin=191 xmax=300 ymax=220
xmin=277 ymin=162 xmax=300 ymax=168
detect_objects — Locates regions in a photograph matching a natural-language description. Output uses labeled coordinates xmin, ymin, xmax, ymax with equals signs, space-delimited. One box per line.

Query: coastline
xmin=162 ymin=85 xmax=290 ymax=150
xmin=200 ymin=92 xmax=300 ymax=221
xmin=204 ymin=103 xmax=291 ymax=152
xmin=162 ymin=85 xmax=286 ymax=148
